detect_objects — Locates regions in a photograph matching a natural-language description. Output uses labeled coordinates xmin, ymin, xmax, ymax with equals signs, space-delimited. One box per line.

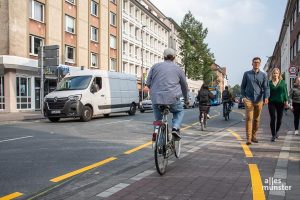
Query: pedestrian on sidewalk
xmin=146 ymin=48 xmax=189 ymax=141
xmin=289 ymin=76 xmax=300 ymax=135
xmin=268 ymin=68 xmax=288 ymax=142
xmin=241 ymin=57 xmax=270 ymax=145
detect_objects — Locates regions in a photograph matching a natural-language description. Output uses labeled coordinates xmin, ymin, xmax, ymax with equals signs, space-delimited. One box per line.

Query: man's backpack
xmin=198 ymin=90 xmax=209 ymax=103
xmin=222 ymin=90 xmax=229 ymax=100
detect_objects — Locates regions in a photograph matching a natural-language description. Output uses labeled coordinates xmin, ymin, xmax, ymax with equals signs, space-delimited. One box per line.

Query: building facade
xmin=211 ymin=63 xmax=227 ymax=94
xmin=121 ymin=0 xmax=170 ymax=93
xmin=267 ymin=0 xmax=300 ymax=90
xmin=0 ymin=0 xmax=121 ymax=112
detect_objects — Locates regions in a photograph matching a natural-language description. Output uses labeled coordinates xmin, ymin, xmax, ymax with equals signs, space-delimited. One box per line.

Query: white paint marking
xmin=97 ymin=183 xmax=130 ymax=197
xmin=0 ymin=136 xmax=33 ymax=143
xmin=130 ymin=170 xmax=155 ymax=181
xmin=102 ymin=120 xmax=132 ymax=125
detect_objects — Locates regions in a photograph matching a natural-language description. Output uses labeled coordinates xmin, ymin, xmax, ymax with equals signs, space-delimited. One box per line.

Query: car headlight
xmin=68 ymin=95 xmax=82 ymax=101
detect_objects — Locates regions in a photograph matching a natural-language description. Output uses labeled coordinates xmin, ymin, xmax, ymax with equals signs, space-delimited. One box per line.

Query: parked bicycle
xmin=199 ymin=105 xmax=210 ymax=131
xmin=152 ymin=105 xmax=181 ymax=175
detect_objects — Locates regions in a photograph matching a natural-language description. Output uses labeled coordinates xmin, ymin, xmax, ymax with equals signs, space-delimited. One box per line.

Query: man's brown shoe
xmin=246 ymin=141 xmax=252 ymax=145
xmin=251 ymin=139 xmax=258 ymax=143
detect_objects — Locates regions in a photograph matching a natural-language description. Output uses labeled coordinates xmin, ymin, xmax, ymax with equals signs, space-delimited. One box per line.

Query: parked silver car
xmin=140 ymin=97 xmax=153 ymax=113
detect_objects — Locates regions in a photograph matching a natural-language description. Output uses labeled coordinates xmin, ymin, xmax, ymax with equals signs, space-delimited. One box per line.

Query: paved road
xmin=0 ymin=105 xmax=246 ymax=199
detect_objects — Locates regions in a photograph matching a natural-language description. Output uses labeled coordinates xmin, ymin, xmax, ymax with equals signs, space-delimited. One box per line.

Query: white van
xmin=43 ymin=70 xmax=139 ymax=122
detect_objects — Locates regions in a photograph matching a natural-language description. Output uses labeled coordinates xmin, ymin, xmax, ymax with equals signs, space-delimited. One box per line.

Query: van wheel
xmin=128 ymin=103 xmax=136 ymax=115
xmin=48 ymin=117 xmax=60 ymax=122
xmin=104 ymin=114 xmax=110 ymax=118
xmin=80 ymin=106 xmax=93 ymax=122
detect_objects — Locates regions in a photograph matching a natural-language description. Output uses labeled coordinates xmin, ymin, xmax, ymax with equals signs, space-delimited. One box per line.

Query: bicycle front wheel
xmin=154 ymin=125 xmax=168 ymax=175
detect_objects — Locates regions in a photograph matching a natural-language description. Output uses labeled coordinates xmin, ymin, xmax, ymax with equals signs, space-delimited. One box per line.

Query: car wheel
xmin=80 ymin=106 xmax=93 ymax=122
xmin=48 ymin=117 xmax=60 ymax=122
xmin=103 ymin=114 xmax=110 ymax=117
xmin=128 ymin=103 xmax=136 ymax=115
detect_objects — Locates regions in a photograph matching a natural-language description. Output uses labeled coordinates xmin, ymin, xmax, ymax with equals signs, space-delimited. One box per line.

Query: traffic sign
xmin=288 ymin=65 xmax=297 ymax=75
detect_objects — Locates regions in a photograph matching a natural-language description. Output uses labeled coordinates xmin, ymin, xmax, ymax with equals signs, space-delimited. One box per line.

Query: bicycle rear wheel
xmin=154 ymin=125 xmax=168 ymax=175
xmin=200 ymin=112 xmax=204 ymax=131
xmin=174 ymin=139 xmax=181 ymax=158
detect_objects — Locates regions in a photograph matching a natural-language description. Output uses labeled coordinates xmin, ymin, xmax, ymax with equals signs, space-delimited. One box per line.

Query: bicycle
xmin=223 ymin=101 xmax=231 ymax=121
xmin=152 ymin=105 xmax=181 ymax=175
xmin=199 ymin=105 xmax=210 ymax=131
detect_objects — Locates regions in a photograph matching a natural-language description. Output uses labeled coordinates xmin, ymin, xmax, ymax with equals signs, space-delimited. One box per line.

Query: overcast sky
xmin=150 ymin=0 xmax=287 ymax=86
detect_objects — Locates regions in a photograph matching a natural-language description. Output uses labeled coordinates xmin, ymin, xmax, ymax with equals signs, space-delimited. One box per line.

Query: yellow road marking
xmin=124 ymin=141 xmax=152 ymax=154
xmin=241 ymin=143 xmax=253 ymax=157
xmin=181 ymin=125 xmax=192 ymax=130
xmin=228 ymin=129 xmax=242 ymax=141
xmin=50 ymin=157 xmax=117 ymax=182
xmin=0 ymin=192 xmax=23 ymax=200
xmin=249 ymin=164 xmax=266 ymax=200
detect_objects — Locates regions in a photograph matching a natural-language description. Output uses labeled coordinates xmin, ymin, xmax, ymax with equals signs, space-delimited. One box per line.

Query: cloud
xmin=151 ymin=0 xmax=266 ymax=35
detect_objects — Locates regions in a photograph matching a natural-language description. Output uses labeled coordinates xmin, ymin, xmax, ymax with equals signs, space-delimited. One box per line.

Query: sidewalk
xmin=0 ymin=111 xmax=44 ymax=122
xmin=30 ymin=108 xmax=300 ymax=200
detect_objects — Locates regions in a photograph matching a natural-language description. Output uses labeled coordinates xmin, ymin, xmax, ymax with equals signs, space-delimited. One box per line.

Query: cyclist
xmin=197 ymin=84 xmax=214 ymax=121
xmin=146 ymin=48 xmax=189 ymax=141
xmin=222 ymin=86 xmax=234 ymax=116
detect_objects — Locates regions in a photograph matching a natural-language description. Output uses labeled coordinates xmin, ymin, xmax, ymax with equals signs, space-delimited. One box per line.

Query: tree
xmin=179 ymin=11 xmax=215 ymax=83
xmin=230 ymin=84 xmax=241 ymax=97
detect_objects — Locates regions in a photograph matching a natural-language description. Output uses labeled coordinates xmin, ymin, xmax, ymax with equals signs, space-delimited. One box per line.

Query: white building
xmin=122 ymin=0 xmax=170 ymax=90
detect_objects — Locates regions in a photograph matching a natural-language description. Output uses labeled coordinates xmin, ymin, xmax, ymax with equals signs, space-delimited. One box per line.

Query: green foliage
xmin=179 ymin=11 xmax=215 ymax=82
xmin=230 ymin=84 xmax=241 ymax=97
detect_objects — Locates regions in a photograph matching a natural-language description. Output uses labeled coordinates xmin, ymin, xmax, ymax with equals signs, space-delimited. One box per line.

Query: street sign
xmin=288 ymin=65 xmax=297 ymax=75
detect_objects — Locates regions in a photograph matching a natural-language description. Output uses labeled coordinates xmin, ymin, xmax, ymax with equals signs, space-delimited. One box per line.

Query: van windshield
xmin=56 ymin=76 xmax=92 ymax=91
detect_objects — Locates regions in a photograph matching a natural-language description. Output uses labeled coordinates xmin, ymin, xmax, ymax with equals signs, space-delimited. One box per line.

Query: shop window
xmin=16 ymin=77 xmax=31 ymax=110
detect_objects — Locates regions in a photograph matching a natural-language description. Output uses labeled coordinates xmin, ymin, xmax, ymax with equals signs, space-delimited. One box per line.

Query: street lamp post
xmin=141 ymin=25 xmax=146 ymax=102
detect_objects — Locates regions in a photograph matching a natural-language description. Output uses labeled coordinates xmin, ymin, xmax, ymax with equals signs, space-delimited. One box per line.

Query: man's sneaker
xmin=171 ymin=128 xmax=181 ymax=141
xmin=251 ymin=139 xmax=258 ymax=143
xmin=295 ymin=130 xmax=299 ymax=135
xmin=207 ymin=114 xmax=211 ymax=119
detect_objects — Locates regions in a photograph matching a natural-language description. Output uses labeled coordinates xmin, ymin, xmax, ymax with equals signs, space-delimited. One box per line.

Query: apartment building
xmin=266 ymin=0 xmax=300 ymax=90
xmin=121 ymin=0 xmax=170 ymax=93
xmin=0 ymin=0 xmax=121 ymax=112
xmin=211 ymin=63 xmax=227 ymax=94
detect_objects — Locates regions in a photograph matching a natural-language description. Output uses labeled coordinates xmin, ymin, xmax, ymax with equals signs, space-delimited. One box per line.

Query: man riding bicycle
xmin=222 ymin=86 xmax=234 ymax=116
xmin=197 ymin=84 xmax=214 ymax=121
xmin=146 ymin=48 xmax=189 ymax=141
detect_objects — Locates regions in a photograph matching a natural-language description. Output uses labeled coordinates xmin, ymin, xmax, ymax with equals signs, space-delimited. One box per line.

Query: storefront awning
xmin=0 ymin=55 xmax=38 ymax=72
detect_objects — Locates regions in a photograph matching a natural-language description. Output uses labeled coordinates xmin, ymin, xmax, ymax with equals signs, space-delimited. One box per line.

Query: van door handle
xmin=101 ymin=95 xmax=105 ymax=97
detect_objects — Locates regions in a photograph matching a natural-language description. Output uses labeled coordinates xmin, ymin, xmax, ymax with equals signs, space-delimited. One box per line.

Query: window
xmin=29 ymin=35 xmax=43 ymax=55
xmin=91 ymin=0 xmax=98 ymax=16
xmin=66 ymin=0 xmax=75 ymax=5
xmin=65 ymin=45 xmax=75 ymax=63
xmin=91 ymin=53 xmax=98 ymax=68
xmin=29 ymin=0 xmax=44 ymax=22
xmin=16 ymin=77 xmax=31 ymax=110
xmin=110 ymin=0 xmax=116 ymax=4
xmin=0 ymin=76 xmax=4 ymax=110
xmin=92 ymin=77 xmax=102 ymax=91
xmin=110 ymin=35 xmax=117 ymax=49
xmin=65 ymin=15 xmax=75 ymax=34
xmin=91 ymin=26 xmax=98 ymax=42
xmin=110 ymin=12 xmax=117 ymax=26
xmin=110 ymin=58 xmax=117 ymax=71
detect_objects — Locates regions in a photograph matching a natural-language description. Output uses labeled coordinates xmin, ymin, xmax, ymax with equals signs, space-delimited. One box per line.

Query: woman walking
xmin=268 ymin=68 xmax=288 ymax=142
xmin=290 ymin=76 xmax=300 ymax=135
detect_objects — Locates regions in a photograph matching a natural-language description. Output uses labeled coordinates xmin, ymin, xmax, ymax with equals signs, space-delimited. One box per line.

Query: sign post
xmin=38 ymin=45 xmax=59 ymax=114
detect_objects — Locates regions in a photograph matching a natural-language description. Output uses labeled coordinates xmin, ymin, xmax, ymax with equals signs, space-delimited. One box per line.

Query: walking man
xmin=241 ymin=57 xmax=270 ymax=145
